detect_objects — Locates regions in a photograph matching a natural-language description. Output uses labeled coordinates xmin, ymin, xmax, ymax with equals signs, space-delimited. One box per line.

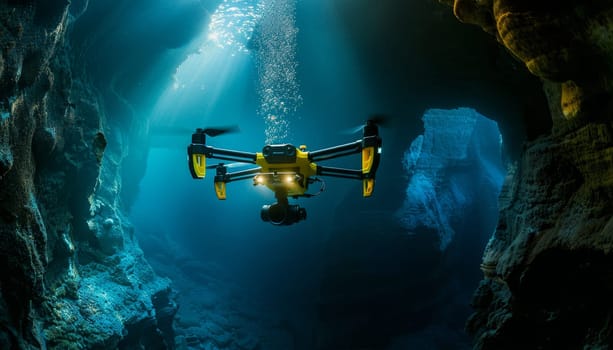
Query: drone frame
xmin=187 ymin=121 xmax=382 ymax=201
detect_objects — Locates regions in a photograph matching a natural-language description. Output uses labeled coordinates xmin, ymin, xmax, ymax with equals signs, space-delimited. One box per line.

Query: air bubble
xmin=253 ymin=0 xmax=302 ymax=144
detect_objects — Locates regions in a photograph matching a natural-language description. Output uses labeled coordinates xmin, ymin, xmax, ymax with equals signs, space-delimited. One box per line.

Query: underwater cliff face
xmin=437 ymin=0 xmax=613 ymax=348
xmin=0 ymin=2 xmax=175 ymax=348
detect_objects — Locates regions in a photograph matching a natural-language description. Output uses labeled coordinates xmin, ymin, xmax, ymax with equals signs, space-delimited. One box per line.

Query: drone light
xmin=378 ymin=147 xmax=382 ymax=154
xmin=255 ymin=175 xmax=265 ymax=185
xmin=284 ymin=175 xmax=294 ymax=183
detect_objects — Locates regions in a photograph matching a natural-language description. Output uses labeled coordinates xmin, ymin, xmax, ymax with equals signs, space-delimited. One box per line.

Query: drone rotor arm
xmin=220 ymin=167 xmax=262 ymax=183
xmin=188 ymin=143 xmax=257 ymax=180
xmin=308 ymin=139 xmax=363 ymax=162
xmin=212 ymin=166 xmax=262 ymax=200
xmin=204 ymin=146 xmax=258 ymax=162
xmin=316 ymin=165 xmax=363 ymax=179
xmin=307 ymin=121 xmax=382 ymax=197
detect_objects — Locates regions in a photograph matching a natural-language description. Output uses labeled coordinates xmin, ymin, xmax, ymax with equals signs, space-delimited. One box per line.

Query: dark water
xmin=125 ymin=0 xmax=505 ymax=349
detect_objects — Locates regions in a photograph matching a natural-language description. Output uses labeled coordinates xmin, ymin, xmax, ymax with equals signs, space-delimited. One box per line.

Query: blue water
xmin=126 ymin=0 xmax=505 ymax=349
xmin=134 ymin=0 xmax=393 ymax=269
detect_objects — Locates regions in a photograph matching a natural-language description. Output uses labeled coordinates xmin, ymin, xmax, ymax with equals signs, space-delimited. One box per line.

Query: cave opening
xmin=313 ymin=106 xmax=507 ymax=349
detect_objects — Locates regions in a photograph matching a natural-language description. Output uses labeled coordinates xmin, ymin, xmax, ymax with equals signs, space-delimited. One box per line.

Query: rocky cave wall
xmin=0 ymin=2 xmax=175 ymax=349
xmin=438 ymin=0 xmax=613 ymax=348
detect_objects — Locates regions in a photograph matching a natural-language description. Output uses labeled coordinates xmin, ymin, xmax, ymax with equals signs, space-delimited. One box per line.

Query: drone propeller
xmin=199 ymin=125 xmax=240 ymax=137
xmin=205 ymin=162 xmax=253 ymax=169
xmin=342 ymin=114 xmax=391 ymax=135
xmin=341 ymin=124 xmax=366 ymax=135
xmin=367 ymin=114 xmax=390 ymax=127
xmin=151 ymin=125 xmax=240 ymax=137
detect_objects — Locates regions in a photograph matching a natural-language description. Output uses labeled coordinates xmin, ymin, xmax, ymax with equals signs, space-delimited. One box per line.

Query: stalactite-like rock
xmin=440 ymin=0 xmax=613 ymax=348
xmin=446 ymin=0 xmax=613 ymax=122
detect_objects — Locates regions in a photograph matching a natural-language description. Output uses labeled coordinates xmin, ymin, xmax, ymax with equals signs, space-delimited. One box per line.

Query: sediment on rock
xmin=0 ymin=2 xmax=175 ymax=348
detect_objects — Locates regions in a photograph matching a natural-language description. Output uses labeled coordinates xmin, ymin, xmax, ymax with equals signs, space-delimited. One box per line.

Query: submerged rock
xmin=103 ymin=217 xmax=114 ymax=229
xmin=0 ymin=146 xmax=13 ymax=177
xmin=397 ymin=107 xmax=505 ymax=250
xmin=447 ymin=0 xmax=613 ymax=121
xmin=439 ymin=1 xmax=613 ymax=348
xmin=0 ymin=2 xmax=176 ymax=349
xmin=467 ymin=121 xmax=613 ymax=349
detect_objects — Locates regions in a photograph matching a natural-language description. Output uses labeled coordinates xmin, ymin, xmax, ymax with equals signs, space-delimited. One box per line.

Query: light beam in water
xmin=151 ymin=0 xmax=262 ymax=127
xmin=151 ymin=0 xmax=302 ymax=145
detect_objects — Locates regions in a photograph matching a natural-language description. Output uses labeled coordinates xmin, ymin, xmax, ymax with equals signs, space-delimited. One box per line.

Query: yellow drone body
xmin=187 ymin=121 xmax=382 ymax=225
xmin=253 ymin=145 xmax=317 ymax=198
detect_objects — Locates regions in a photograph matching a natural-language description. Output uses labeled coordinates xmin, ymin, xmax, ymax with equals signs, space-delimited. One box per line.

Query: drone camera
xmin=262 ymin=144 xmax=297 ymax=164
xmin=261 ymin=202 xmax=307 ymax=225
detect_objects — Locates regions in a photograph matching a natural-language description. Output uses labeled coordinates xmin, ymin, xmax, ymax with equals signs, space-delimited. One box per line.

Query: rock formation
xmin=0 ymin=2 xmax=175 ymax=348
xmin=438 ymin=0 xmax=613 ymax=348
xmin=397 ymin=107 xmax=505 ymax=250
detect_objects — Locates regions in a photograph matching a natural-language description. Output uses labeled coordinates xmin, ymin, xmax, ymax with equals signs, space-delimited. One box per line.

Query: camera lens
xmin=261 ymin=203 xmax=307 ymax=225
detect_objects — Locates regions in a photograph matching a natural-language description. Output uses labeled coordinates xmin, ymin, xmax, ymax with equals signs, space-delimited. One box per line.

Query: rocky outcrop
xmin=439 ymin=0 xmax=613 ymax=348
xmin=448 ymin=0 xmax=613 ymax=122
xmin=0 ymin=2 xmax=175 ymax=348
xmin=397 ymin=107 xmax=505 ymax=250
xmin=469 ymin=121 xmax=613 ymax=349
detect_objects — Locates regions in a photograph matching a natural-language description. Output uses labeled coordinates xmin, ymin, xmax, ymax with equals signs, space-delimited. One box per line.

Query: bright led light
xmin=255 ymin=175 xmax=265 ymax=184
xmin=284 ymin=175 xmax=293 ymax=183
xmin=378 ymin=147 xmax=382 ymax=154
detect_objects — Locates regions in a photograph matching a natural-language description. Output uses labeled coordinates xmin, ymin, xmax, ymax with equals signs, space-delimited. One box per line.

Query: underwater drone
xmin=187 ymin=120 xmax=382 ymax=225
